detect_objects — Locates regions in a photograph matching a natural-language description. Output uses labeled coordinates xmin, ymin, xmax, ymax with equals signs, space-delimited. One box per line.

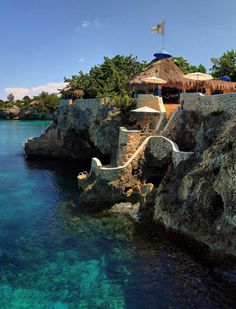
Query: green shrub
xmin=112 ymin=95 xmax=136 ymax=112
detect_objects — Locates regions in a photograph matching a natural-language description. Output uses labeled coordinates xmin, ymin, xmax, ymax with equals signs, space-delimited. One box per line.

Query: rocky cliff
xmin=79 ymin=109 xmax=236 ymax=256
xmin=24 ymin=100 xmax=236 ymax=256
xmin=147 ymin=110 xmax=236 ymax=256
xmin=25 ymin=101 xmax=122 ymax=161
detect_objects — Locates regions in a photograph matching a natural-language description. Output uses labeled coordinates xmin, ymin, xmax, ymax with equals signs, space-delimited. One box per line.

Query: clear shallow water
xmin=0 ymin=120 xmax=236 ymax=309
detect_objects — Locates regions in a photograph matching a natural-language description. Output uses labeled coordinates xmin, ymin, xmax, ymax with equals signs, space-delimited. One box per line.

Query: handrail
xmin=99 ymin=135 xmax=193 ymax=171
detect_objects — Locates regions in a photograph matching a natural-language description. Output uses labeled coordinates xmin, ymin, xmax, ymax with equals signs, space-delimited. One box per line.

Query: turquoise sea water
xmin=0 ymin=120 xmax=236 ymax=308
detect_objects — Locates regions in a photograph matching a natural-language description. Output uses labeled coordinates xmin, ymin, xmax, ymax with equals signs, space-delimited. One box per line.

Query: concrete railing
xmin=181 ymin=92 xmax=236 ymax=115
xmin=78 ymin=135 xmax=193 ymax=183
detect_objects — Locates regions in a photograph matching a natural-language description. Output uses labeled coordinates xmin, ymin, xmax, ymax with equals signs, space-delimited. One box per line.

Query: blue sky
xmin=0 ymin=0 xmax=236 ymax=99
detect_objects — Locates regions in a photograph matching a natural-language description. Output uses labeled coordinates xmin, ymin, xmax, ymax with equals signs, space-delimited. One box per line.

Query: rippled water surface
xmin=0 ymin=120 xmax=236 ymax=308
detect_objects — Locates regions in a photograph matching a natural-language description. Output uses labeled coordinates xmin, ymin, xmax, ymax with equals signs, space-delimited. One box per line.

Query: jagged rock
xmin=25 ymin=102 xmax=121 ymax=161
xmin=23 ymin=98 xmax=236 ymax=256
xmin=163 ymin=110 xmax=202 ymax=151
xmin=0 ymin=107 xmax=52 ymax=120
xmin=8 ymin=106 xmax=20 ymax=119
xmin=0 ymin=106 xmax=20 ymax=119
xmin=79 ymin=166 xmax=143 ymax=207
xmin=152 ymin=113 xmax=236 ymax=256
xmin=109 ymin=202 xmax=140 ymax=219
xmin=0 ymin=110 xmax=8 ymax=119
xmin=19 ymin=110 xmax=52 ymax=120
xmin=95 ymin=114 xmax=123 ymax=163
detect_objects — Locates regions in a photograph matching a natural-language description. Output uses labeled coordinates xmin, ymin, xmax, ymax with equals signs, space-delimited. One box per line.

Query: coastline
xmin=24 ymin=94 xmax=236 ymax=257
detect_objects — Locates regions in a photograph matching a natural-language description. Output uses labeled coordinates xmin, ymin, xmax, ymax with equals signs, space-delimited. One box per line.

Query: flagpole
xmin=151 ymin=20 xmax=165 ymax=50
xmin=162 ymin=20 xmax=165 ymax=50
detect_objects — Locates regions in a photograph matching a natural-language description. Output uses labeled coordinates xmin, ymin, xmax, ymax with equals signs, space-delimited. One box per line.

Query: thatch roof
xmin=128 ymin=58 xmax=236 ymax=93
xmin=73 ymin=89 xmax=85 ymax=97
xmin=202 ymin=80 xmax=236 ymax=92
xmin=61 ymin=86 xmax=84 ymax=97
xmin=128 ymin=58 xmax=197 ymax=90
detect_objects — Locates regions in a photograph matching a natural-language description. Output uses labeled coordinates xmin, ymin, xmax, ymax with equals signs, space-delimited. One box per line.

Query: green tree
xmin=210 ymin=50 xmax=236 ymax=81
xmin=0 ymin=99 xmax=5 ymax=109
xmin=173 ymin=56 xmax=206 ymax=74
xmin=22 ymin=96 xmax=32 ymax=105
xmin=33 ymin=92 xmax=60 ymax=113
xmin=64 ymin=55 xmax=147 ymax=98
xmin=7 ymin=93 xmax=15 ymax=102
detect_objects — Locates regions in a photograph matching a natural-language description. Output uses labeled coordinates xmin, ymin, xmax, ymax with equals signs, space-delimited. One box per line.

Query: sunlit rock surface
xmin=25 ymin=102 xmax=122 ymax=161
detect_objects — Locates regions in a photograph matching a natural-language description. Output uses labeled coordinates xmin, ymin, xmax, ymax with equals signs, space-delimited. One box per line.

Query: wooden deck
xmin=164 ymin=103 xmax=180 ymax=119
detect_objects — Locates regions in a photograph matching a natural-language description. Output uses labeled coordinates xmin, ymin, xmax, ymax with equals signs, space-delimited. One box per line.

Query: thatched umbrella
xmin=184 ymin=72 xmax=213 ymax=81
xmin=184 ymin=72 xmax=213 ymax=92
xmin=131 ymin=106 xmax=160 ymax=113
xmin=73 ymin=89 xmax=85 ymax=98
xmin=131 ymin=106 xmax=160 ymax=129
xmin=61 ymin=86 xmax=85 ymax=99
xmin=127 ymin=58 xmax=197 ymax=91
xmin=141 ymin=76 xmax=167 ymax=94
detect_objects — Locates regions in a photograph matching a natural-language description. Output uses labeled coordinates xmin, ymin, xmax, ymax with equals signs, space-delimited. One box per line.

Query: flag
xmin=151 ymin=21 xmax=165 ymax=35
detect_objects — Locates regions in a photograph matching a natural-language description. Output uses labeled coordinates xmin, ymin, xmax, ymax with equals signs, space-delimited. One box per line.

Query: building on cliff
xmin=127 ymin=57 xmax=236 ymax=119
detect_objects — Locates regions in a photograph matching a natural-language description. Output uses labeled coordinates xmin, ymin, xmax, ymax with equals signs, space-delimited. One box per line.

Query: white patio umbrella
xmin=141 ymin=76 xmax=167 ymax=94
xmin=184 ymin=72 xmax=213 ymax=92
xmin=131 ymin=106 xmax=161 ymax=113
xmin=131 ymin=106 xmax=160 ymax=129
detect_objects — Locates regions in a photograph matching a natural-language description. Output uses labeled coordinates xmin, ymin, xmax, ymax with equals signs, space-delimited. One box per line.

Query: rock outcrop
xmin=162 ymin=110 xmax=202 ymax=151
xmin=19 ymin=109 xmax=52 ymax=120
xmin=0 ymin=106 xmax=20 ymax=119
xmin=25 ymin=101 xmax=122 ymax=161
xmin=79 ymin=109 xmax=236 ymax=256
xmin=151 ymin=111 xmax=236 ymax=256
xmin=0 ymin=107 xmax=52 ymax=120
xmin=24 ymin=99 xmax=236 ymax=256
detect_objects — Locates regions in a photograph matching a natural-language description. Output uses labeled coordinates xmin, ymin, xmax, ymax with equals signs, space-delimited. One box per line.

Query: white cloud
xmin=79 ymin=57 xmax=85 ymax=64
xmin=77 ymin=18 xmax=103 ymax=30
xmin=4 ymin=82 xmax=68 ymax=100
xmin=81 ymin=20 xmax=91 ymax=28
xmin=4 ymin=88 xmax=29 ymax=99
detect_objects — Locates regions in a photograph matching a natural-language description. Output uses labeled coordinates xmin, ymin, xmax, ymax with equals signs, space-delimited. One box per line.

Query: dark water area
xmin=0 ymin=120 xmax=236 ymax=308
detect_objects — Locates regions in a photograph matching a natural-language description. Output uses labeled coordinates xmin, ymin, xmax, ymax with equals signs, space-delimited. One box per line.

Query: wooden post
xmin=205 ymin=87 xmax=212 ymax=96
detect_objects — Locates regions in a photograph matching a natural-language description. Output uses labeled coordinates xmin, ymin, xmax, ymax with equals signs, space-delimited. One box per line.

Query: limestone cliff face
xmin=152 ymin=111 xmax=236 ymax=256
xmin=0 ymin=106 xmax=20 ymax=119
xmin=25 ymin=101 xmax=122 ymax=161
xmin=162 ymin=110 xmax=202 ymax=151
xmin=24 ymin=102 xmax=236 ymax=255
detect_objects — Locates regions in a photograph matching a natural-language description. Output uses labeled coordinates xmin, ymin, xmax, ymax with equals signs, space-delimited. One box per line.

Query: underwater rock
xmin=110 ymin=202 xmax=140 ymax=219
xmin=0 ymin=257 xmax=126 ymax=308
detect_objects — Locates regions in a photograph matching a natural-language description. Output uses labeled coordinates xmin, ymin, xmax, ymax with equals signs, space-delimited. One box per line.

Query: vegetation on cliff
xmin=0 ymin=92 xmax=60 ymax=119
xmin=63 ymin=55 xmax=147 ymax=98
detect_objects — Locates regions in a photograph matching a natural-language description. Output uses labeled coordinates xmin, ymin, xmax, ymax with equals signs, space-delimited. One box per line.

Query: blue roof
xmin=154 ymin=49 xmax=172 ymax=60
xmin=220 ymin=76 xmax=231 ymax=82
